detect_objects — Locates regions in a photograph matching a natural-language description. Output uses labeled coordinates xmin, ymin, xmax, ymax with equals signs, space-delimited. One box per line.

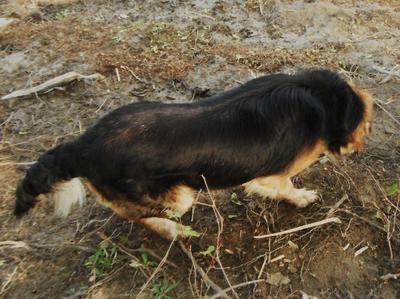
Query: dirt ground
xmin=1 ymin=0 xmax=400 ymax=298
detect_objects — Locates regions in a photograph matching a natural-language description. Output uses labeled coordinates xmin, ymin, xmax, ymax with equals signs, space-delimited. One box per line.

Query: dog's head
xmin=339 ymin=83 xmax=374 ymax=155
xmin=327 ymin=82 xmax=374 ymax=159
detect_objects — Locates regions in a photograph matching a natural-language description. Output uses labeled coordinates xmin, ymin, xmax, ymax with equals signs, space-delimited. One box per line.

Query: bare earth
xmin=1 ymin=1 xmax=399 ymax=298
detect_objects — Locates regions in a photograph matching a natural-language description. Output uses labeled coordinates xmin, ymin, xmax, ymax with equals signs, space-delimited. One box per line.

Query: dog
xmin=14 ymin=69 xmax=373 ymax=240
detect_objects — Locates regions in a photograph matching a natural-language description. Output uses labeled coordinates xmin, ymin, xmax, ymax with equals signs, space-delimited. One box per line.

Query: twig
xmin=374 ymin=101 xmax=400 ymax=127
xmin=0 ymin=112 xmax=14 ymax=127
xmin=210 ymin=279 xmax=265 ymax=299
xmin=136 ymin=236 xmax=176 ymax=297
xmin=190 ymin=11 xmax=216 ymax=20
xmin=367 ymin=169 xmax=400 ymax=213
xmin=0 ymin=241 xmax=31 ymax=250
xmin=120 ymin=66 xmax=146 ymax=83
xmin=254 ymin=217 xmax=342 ymax=239
xmin=115 ymin=68 xmax=121 ymax=82
xmin=86 ymin=263 xmax=127 ymax=294
xmin=201 ymin=175 xmax=238 ymax=299
xmin=326 ymin=194 xmax=348 ymax=218
xmin=178 ymin=241 xmax=228 ymax=298
xmin=0 ymin=161 xmax=36 ymax=167
xmin=0 ymin=265 xmax=19 ymax=296
xmin=338 ymin=209 xmax=386 ymax=232
xmin=373 ymin=65 xmax=400 ymax=83
xmin=1 ymin=71 xmax=104 ymax=101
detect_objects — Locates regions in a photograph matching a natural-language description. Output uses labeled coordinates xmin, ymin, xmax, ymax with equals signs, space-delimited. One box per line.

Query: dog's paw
xmin=288 ymin=188 xmax=318 ymax=208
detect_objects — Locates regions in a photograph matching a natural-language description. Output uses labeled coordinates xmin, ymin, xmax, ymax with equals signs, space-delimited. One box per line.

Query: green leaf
xmin=141 ymin=252 xmax=148 ymax=265
xmin=182 ymin=225 xmax=201 ymax=237
xmin=228 ymin=214 xmax=238 ymax=219
xmin=200 ymin=245 xmax=216 ymax=256
xmin=375 ymin=211 xmax=384 ymax=221
xmin=388 ymin=183 xmax=398 ymax=196
xmin=165 ymin=209 xmax=184 ymax=220
xmin=384 ymin=223 xmax=390 ymax=232
xmin=230 ymin=192 xmax=243 ymax=206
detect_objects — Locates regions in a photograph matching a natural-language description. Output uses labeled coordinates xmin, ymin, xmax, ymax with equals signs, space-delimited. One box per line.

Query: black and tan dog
xmin=15 ymin=69 xmax=373 ymax=240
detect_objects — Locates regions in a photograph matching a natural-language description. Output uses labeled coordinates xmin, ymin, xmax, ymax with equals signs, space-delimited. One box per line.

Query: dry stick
xmin=1 ymin=71 xmax=104 ymax=100
xmin=191 ymin=189 xmax=203 ymax=222
xmin=257 ymin=219 xmax=271 ymax=281
xmin=0 ymin=265 xmax=19 ymax=296
xmin=0 ymin=161 xmax=35 ymax=167
xmin=339 ymin=166 xmax=394 ymax=259
xmin=0 ymin=112 xmax=14 ymax=127
xmin=0 ymin=241 xmax=31 ymax=249
xmin=136 ymin=236 xmax=177 ymax=298
xmin=115 ymin=68 xmax=121 ymax=82
xmin=339 ymin=209 xmax=386 ymax=233
xmin=209 ymin=279 xmax=265 ymax=299
xmin=326 ymin=194 xmax=348 ymax=218
xmin=254 ymin=217 xmax=342 ymax=239
xmin=201 ymin=175 xmax=239 ymax=299
xmin=178 ymin=241 xmax=228 ymax=298
xmin=367 ymin=168 xmax=400 ymax=213
xmin=375 ymin=101 xmax=400 ymax=127
xmin=120 ymin=66 xmax=146 ymax=83
xmin=86 ymin=263 xmax=128 ymax=295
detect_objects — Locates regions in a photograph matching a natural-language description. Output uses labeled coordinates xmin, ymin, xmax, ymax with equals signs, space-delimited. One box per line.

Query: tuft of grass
xmin=55 ymin=9 xmax=70 ymax=20
xmin=84 ymin=240 xmax=118 ymax=282
xmin=150 ymin=278 xmax=178 ymax=299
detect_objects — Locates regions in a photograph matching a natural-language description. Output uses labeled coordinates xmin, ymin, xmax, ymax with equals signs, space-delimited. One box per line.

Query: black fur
xmin=15 ymin=69 xmax=365 ymax=215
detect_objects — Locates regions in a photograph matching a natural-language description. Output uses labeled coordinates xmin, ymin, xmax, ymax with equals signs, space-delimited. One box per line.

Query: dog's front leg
xmin=243 ymin=176 xmax=318 ymax=208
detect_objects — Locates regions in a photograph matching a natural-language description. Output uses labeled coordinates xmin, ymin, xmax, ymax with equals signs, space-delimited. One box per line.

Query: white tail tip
xmin=53 ymin=178 xmax=86 ymax=216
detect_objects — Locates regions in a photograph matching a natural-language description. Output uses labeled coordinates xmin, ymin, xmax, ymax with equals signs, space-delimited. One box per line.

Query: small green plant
xmin=85 ymin=240 xmax=118 ymax=281
xmin=200 ymin=245 xmax=216 ymax=256
xmin=150 ymin=278 xmax=178 ymax=299
xmin=230 ymin=192 xmax=243 ymax=205
xmin=388 ymin=182 xmax=398 ymax=196
xmin=129 ymin=247 xmax=158 ymax=268
xmin=56 ymin=9 xmax=70 ymax=20
xmin=140 ymin=251 xmax=157 ymax=267
xmin=165 ymin=209 xmax=184 ymax=221
xmin=182 ymin=225 xmax=201 ymax=237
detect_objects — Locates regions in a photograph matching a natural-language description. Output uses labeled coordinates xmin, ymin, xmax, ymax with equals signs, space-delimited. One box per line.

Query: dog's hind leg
xmin=138 ymin=185 xmax=198 ymax=240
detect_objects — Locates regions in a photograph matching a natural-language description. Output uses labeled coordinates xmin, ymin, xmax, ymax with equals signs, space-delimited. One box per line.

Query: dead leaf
xmin=266 ymin=272 xmax=290 ymax=286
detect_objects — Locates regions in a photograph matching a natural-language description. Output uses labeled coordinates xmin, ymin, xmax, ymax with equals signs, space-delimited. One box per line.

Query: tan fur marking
xmin=86 ymin=182 xmax=159 ymax=221
xmin=284 ymin=139 xmax=328 ymax=177
xmin=139 ymin=217 xmax=186 ymax=240
xmin=163 ymin=185 xmax=195 ymax=213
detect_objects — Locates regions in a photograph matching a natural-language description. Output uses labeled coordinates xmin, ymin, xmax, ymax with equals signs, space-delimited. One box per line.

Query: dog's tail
xmin=15 ymin=141 xmax=86 ymax=217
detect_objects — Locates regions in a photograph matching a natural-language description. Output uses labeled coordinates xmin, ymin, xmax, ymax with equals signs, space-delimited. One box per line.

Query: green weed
xmin=150 ymin=278 xmax=178 ymax=299
xmin=84 ymin=240 xmax=118 ymax=281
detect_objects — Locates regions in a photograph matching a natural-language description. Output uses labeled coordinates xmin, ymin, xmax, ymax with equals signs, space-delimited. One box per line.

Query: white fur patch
xmin=53 ymin=178 xmax=86 ymax=216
